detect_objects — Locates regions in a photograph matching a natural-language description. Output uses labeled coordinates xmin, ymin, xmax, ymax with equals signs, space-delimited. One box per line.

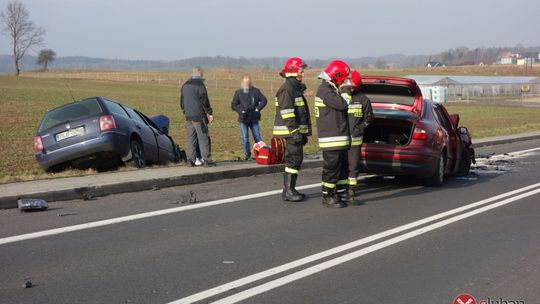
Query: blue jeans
xmin=240 ymin=122 xmax=261 ymax=158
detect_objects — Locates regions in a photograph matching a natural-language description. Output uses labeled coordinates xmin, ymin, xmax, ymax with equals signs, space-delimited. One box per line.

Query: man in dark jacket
xmin=180 ymin=67 xmax=216 ymax=167
xmin=231 ymin=75 xmax=268 ymax=160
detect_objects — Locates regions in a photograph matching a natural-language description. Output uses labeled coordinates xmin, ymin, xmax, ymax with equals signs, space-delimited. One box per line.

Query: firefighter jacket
xmin=315 ymin=80 xmax=350 ymax=151
xmin=273 ymin=77 xmax=312 ymax=138
xmin=346 ymin=90 xmax=374 ymax=146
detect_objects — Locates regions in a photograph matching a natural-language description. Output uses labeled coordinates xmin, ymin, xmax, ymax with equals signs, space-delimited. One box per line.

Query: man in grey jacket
xmin=180 ymin=67 xmax=216 ymax=167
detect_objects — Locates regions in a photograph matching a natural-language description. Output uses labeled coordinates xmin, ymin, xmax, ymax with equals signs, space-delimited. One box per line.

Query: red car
xmin=359 ymin=76 xmax=475 ymax=186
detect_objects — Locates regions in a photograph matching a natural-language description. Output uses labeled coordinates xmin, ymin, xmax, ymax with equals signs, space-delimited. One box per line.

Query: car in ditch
xmin=34 ymin=96 xmax=182 ymax=172
xmin=359 ymin=76 xmax=475 ymax=186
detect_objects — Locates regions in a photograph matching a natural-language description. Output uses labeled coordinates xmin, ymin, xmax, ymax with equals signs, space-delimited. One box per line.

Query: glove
xmin=340 ymin=86 xmax=353 ymax=105
xmin=301 ymin=135 xmax=308 ymax=146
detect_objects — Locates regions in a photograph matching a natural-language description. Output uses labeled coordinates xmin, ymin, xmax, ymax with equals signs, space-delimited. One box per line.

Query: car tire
xmin=457 ymin=148 xmax=472 ymax=176
xmin=426 ymin=154 xmax=445 ymax=187
xmin=128 ymin=139 xmax=146 ymax=168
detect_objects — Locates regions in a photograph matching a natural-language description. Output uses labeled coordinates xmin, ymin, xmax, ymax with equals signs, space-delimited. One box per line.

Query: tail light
xmin=100 ymin=115 xmax=116 ymax=131
xmin=412 ymin=127 xmax=427 ymax=140
xmin=34 ymin=136 xmax=44 ymax=153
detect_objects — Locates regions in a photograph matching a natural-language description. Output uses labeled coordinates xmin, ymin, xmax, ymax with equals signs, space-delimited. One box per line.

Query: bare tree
xmin=0 ymin=1 xmax=46 ymax=76
xmin=37 ymin=48 xmax=56 ymax=71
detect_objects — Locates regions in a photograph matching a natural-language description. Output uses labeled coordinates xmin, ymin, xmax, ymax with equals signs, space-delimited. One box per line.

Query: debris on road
xmin=22 ymin=281 xmax=33 ymax=288
xmin=170 ymin=191 xmax=197 ymax=205
xmin=82 ymin=193 xmax=94 ymax=201
xmin=18 ymin=198 xmax=48 ymax=211
xmin=151 ymin=185 xmax=160 ymax=191
xmin=57 ymin=212 xmax=79 ymax=217
xmin=222 ymin=261 xmax=235 ymax=264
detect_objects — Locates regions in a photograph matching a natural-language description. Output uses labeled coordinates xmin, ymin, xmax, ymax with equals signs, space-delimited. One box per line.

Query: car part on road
xmin=57 ymin=212 xmax=79 ymax=217
xmin=18 ymin=198 xmax=48 ymax=211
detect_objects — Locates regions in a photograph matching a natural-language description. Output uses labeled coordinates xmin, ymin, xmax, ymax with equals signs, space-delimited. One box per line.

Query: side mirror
xmin=449 ymin=114 xmax=460 ymax=129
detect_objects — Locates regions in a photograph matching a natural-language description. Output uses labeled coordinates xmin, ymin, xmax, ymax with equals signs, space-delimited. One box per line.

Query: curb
xmin=0 ymin=159 xmax=323 ymax=209
xmin=471 ymin=132 xmax=540 ymax=148
xmin=1 ymin=131 xmax=540 ymax=209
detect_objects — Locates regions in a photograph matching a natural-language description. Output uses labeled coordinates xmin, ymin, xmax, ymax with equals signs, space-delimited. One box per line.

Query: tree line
xmin=1 ymin=1 xmax=538 ymax=74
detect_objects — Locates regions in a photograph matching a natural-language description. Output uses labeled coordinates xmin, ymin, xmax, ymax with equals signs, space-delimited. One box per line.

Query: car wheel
xmin=426 ymin=154 xmax=445 ymax=187
xmin=457 ymin=148 xmax=472 ymax=176
xmin=128 ymin=139 xmax=146 ymax=168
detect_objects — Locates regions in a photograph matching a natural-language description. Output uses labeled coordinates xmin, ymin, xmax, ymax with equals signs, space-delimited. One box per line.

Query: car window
xmin=103 ymin=99 xmax=129 ymax=118
xmin=123 ymin=106 xmax=147 ymax=125
xmin=361 ymin=84 xmax=416 ymax=105
xmin=433 ymin=105 xmax=451 ymax=131
xmin=136 ymin=111 xmax=159 ymax=130
xmin=38 ymin=98 xmax=103 ymax=132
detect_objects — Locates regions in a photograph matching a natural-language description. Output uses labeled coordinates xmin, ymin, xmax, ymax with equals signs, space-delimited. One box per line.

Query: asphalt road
xmin=1 ymin=140 xmax=540 ymax=304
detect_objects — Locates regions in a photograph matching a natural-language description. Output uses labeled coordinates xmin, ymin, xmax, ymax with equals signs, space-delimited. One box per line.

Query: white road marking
xmin=0 ymin=176 xmax=375 ymax=246
xmin=170 ymin=182 xmax=540 ymax=304
xmin=209 ymin=187 xmax=540 ymax=304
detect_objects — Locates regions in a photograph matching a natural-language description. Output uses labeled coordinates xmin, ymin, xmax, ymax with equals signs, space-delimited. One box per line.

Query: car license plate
xmin=56 ymin=126 xmax=85 ymax=141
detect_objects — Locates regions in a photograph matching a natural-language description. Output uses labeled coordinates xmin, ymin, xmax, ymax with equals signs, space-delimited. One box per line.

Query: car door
xmin=136 ymin=111 xmax=176 ymax=163
xmin=120 ymin=105 xmax=160 ymax=164
xmin=434 ymin=104 xmax=459 ymax=171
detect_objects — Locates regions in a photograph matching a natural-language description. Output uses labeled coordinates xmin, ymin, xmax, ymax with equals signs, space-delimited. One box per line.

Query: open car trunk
xmin=363 ymin=110 xmax=416 ymax=146
xmin=363 ymin=118 xmax=414 ymax=146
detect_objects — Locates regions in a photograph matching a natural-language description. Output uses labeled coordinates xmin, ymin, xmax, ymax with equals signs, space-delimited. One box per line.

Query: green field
xmin=1 ymin=69 xmax=540 ymax=183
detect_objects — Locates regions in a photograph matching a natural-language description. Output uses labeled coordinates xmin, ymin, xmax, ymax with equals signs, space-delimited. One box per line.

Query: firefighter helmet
xmin=324 ymin=60 xmax=351 ymax=86
xmin=349 ymin=70 xmax=362 ymax=89
xmin=281 ymin=57 xmax=307 ymax=78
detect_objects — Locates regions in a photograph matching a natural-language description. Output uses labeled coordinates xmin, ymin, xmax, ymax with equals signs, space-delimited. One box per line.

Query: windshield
xmin=361 ymin=84 xmax=416 ymax=106
xmin=38 ymin=98 xmax=103 ymax=132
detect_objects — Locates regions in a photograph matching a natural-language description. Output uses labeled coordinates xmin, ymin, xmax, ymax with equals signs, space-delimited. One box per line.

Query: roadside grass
xmin=0 ymin=67 xmax=539 ymax=183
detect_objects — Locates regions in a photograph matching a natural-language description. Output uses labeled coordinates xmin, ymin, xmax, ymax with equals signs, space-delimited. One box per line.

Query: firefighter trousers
xmin=284 ymin=137 xmax=304 ymax=175
xmin=347 ymin=144 xmax=361 ymax=186
xmin=322 ymin=150 xmax=349 ymax=188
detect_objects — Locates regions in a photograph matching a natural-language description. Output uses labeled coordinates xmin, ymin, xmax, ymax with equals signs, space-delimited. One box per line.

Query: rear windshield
xmin=361 ymin=84 xmax=416 ymax=106
xmin=38 ymin=98 xmax=103 ymax=132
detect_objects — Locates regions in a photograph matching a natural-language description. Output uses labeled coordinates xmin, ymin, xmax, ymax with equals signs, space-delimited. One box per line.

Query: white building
xmin=406 ymin=75 xmax=540 ymax=100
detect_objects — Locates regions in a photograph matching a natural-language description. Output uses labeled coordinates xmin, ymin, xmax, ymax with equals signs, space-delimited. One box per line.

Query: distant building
xmin=425 ymin=61 xmax=446 ymax=68
xmin=517 ymin=58 xmax=535 ymax=66
xmin=406 ymin=75 xmax=540 ymax=100
xmin=496 ymin=52 xmax=522 ymax=65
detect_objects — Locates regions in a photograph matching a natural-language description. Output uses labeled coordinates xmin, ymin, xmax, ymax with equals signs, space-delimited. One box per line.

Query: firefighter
xmin=273 ymin=57 xmax=312 ymax=201
xmin=315 ymin=60 xmax=351 ymax=208
xmin=341 ymin=70 xmax=374 ymax=205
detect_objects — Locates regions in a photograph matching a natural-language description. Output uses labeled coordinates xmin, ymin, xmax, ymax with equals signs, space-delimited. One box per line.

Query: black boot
xmin=322 ymin=186 xmax=347 ymax=208
xmin=346 ymin=185 xmax=363 ymax=205
xmin=289 ymin=173 xmax=306 ymax=200
xmin=282 ymin=173 xmax=304 ymax=202
xmin=336 ymin=185 xmax=348 ymax=203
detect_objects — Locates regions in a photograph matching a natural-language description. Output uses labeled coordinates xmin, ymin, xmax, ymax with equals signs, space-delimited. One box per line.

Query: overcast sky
xmin=0 ymin=0 xmax=538 ymax=60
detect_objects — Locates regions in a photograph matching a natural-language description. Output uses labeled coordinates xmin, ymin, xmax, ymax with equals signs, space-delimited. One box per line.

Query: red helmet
xmin=349 ymin=70 xmax=362 ymax=89
xmin=324 ymin=60 xmax=351 ymax=86
xmin=281 ymin=57 xmax=307 ymax=78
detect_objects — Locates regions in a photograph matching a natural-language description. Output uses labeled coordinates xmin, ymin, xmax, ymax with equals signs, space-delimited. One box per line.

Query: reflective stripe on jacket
xmin=348 ymin=91 xmax=374 ymax=145
xmin=273 ymin=78 xmax=312 ymax=138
